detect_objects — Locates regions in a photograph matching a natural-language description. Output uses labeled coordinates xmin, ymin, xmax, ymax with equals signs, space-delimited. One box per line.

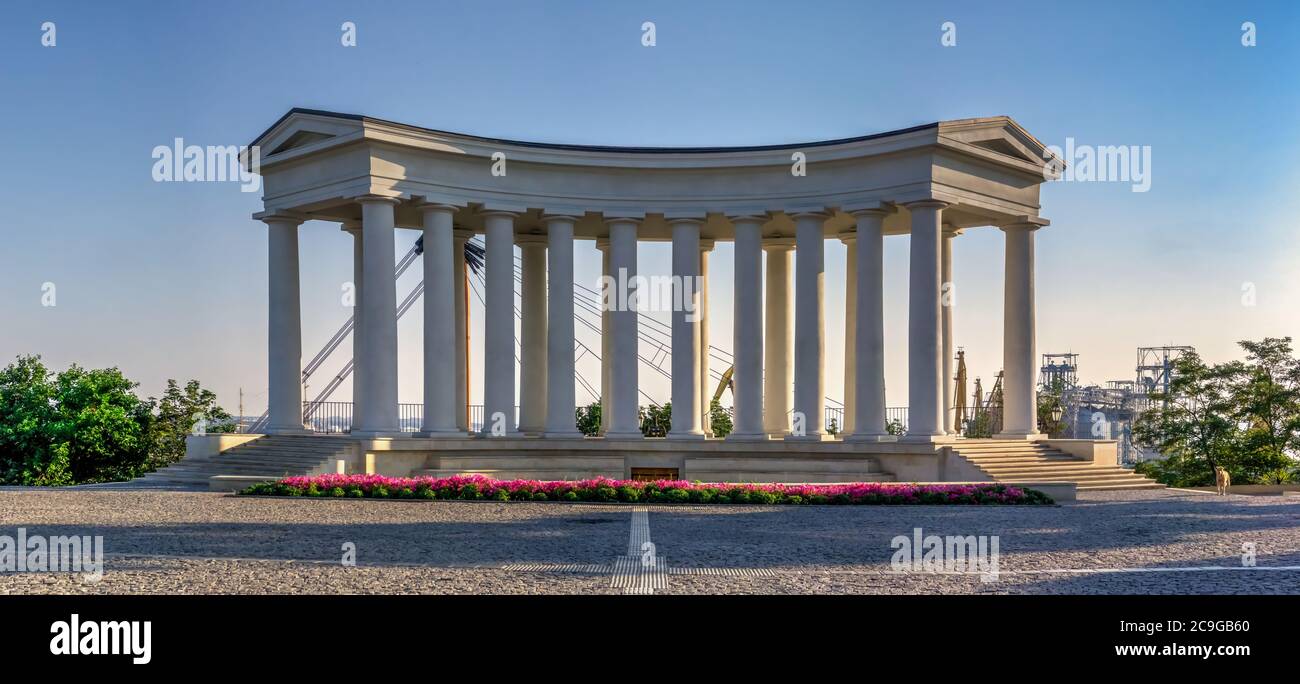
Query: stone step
xmin=1076 ymin=481 xmax=1166 ymax=491
xmin=961 ymin=455 xmax=1078 ymax=464
xmin=981 ymin=470 xmax=1144 ymax=482
xmin=415 ymin=468 xmax=624 ymax=481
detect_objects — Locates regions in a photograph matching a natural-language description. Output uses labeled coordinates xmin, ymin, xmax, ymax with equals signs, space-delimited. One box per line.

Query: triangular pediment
xmin=938 ymin=117 xmax=1052 ymax=167
xmin=250 ymin=108 xmax=366 ymax=159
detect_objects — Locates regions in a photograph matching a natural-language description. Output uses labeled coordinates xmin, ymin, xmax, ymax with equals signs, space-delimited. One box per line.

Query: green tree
xmin=0 ymin=355 xmax=236 ymax=485
xmin=0 ymin=355 xmax=65 ymax=485
xmin=50 ymin=364 xmax=155 ymax=484
xmin=575 ymin=402 xmax=602 ymax=436
xmin=149 ymin=379 xmax=235 ymax=470
xmin=1230 ymin=337 xmax=1300 ymax=483
xmin=1133 ymin=351 xmax=1242 ymax=487
xmin=1037 ymin=378 xmax=1070 ymax=437
xmin=640 ymin=403 xmax=671 ymax=437
xmin=708 ymin=399 xmax=733 ymax=438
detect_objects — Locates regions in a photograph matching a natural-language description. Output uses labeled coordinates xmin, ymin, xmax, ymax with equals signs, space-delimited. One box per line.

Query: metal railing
xmin=292 ymin=402 xmax=913 ymax=436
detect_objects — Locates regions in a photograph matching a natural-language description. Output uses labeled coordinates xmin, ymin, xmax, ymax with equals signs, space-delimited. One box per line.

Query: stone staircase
xmin=101 ymin=435 xmax=354 ymax=490
xmin=950 ymin=441 xmax=1163 ymax=491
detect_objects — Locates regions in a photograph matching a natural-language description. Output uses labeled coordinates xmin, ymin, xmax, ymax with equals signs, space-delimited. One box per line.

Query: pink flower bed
xmin=240 ymin=474 xmax=1052 ymax=505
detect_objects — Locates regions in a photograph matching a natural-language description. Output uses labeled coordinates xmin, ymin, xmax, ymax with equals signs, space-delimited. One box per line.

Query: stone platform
xmin=156 ymin=434 xmax=1140 ymax=492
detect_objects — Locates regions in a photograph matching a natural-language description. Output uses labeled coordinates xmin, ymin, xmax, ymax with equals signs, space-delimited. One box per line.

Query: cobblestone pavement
xmin=0 ymin=488 xmax=1296 ymax=594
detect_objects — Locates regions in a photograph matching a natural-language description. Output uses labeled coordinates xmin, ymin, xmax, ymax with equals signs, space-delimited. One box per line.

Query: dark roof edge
xmin=250 ymin=107 xmax=942 ymax=154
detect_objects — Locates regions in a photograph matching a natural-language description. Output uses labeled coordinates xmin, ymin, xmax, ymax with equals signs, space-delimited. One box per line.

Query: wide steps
xmin=121 ymin=436 xmax=351 ymax=489
xmin=952 ymin=441 xmax=1163 ymax=492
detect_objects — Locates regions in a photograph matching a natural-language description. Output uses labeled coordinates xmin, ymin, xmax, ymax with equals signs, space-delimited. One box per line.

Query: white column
xmin=789 ymin=212 xmax=827 ymax=441
xmin=668 ymin=218 xmax=704 ymax=439
xmin=265 ymin=215 xmax=305 ymax=434
xmin=596 ymin=238 xmax=611 ymax=435
xmin=839 ymin=231 xmax=857 ymax=436
xmin=418 ymin=204 xmax=461 ymax=435
xmin=605 ymin=218 xmax=642 ymax=439
xmin=997 ymin=220 xmax=1044 ymax=438
xmin=482 ymin=211 xmax=519 ymax=436
xmin=729 ymin=217 xmax=766 ymax=440
xmin=544 ymin=216 xmax=582 ymax=437
xmin=904 ymin=200 xmax=948 ymax=441
xmin=354 ymin=197 xmax=401 ymax=437
xmin=847 ymin=208 xmax=891 ymax=441
xmin=763 ymin=238 xmax=794 ymax=436
xmin=698 ymin=239 xmax=714 ymax=435
xmin=453 ymin=230 xmax=472 ymax=432
xmin=518 ymin=234 xmax=548 ymax=435
xmin=343 ymin=222 xmax=364 ymax=413
xmin=941 ymin=227 xmax=960 ymax=435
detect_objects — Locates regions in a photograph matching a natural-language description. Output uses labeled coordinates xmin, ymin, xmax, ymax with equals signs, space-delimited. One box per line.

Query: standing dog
xmin=1214 ymin=466 xmax=1231 ymax=496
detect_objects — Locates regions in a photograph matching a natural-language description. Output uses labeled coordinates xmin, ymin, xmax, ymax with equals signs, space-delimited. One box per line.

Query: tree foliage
xmin=1134 ymin=338 xmax=1300 ymax=487
xmin=0 ymin=355 xmax=232 ymax=486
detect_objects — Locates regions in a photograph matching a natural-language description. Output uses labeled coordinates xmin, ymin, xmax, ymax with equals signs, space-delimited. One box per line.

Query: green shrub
xmin=459 ymin=483 xmax=480 ymax=500
xmin=531 ymin=491 xmax=549 ymax=501
xmin=662 ymin=488 xmax=690 ymax=503
xmin=329 ymin=486 xmax=346 ymax=497
xmin=616 ymin=485 xmax=641 ymax=502
xmin=563 ymin=491 xmax=579 ymax=501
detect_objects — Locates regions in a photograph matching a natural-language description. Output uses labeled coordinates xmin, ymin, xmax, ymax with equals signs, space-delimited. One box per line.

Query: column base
xmin=542 ymin=431 xmax=586 ymax=439
xmin=725 ymin=432 xmax=769 ymax=442
xmin=843 ymin=433 xmax=899 ymax=443
xmin=602 ymin=431 xmax=645 ymax=440
xmin=666 ymin=431 xmax=706 ymax=440
xmin=415 ymin=429 xmax=467 ymax=439
xmin=350 ymin=430 xmax=403 ymax=439
xmin=899 ymin=433 xmax=958 ymax=444
xmin=266 ymin=427 xmax=312 ymax=436
xmin=993 ymin=431 xmax=1045 ymax=441
xmin=478 ymin=430 xmax=524 ymax=439
xmin=784 ymin=433 xmax=831 ymax=442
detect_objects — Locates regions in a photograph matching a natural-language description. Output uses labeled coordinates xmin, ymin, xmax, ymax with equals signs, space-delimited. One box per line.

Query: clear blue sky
xmin=2 ymin=1 xmax=1298 ymax=413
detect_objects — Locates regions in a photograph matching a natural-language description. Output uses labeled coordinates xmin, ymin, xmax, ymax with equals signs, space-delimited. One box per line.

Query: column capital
xmin=943 ymin=224 xmax=967 ymax=238
xmin=665 ymin=216 xmax=706 ymax=226
xmin=340 ymin=219 xmax=361 ymax=235
xmin=903 ymin=199 xmax=950 ymax=211
xmin=762 ymin=236 xmax=796 ymax=251
xmin=728 ymin=214 xmax=769 ymax=226
xmin=354 ymin=194 xmax=402 ymax=206
xmin=595 ymin=237 xmax=610 ymax=251
xmin=453 ymin=228 xmax=474 ymax=242
xmin=417 ymin=202 xmax=460 ymax=215
xmin=998 ymin=216 xmax=1050 ymax=232
xmin=700 ymin=238 xmax=716 ymax=252
xmin=837 ymin=230 xmax=857 ymax=245
xmin=786 ymin=210 xmax=831 ymax=221
xmin=255 ymin=209 xmax=307 ymax=226
xmin=479 ymin=209 xmax=520 ymax=220
xmin=602 ymin=214 xmax=643 ymax=227
xmin=846 ymin=201 xmax=897 ymax=218
xmin=541 ymin=213 xmax=581 ymax=225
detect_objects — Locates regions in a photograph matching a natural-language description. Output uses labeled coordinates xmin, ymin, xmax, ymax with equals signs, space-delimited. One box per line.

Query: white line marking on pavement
xmin=611 ymin=506 xmax=667 ymax=594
